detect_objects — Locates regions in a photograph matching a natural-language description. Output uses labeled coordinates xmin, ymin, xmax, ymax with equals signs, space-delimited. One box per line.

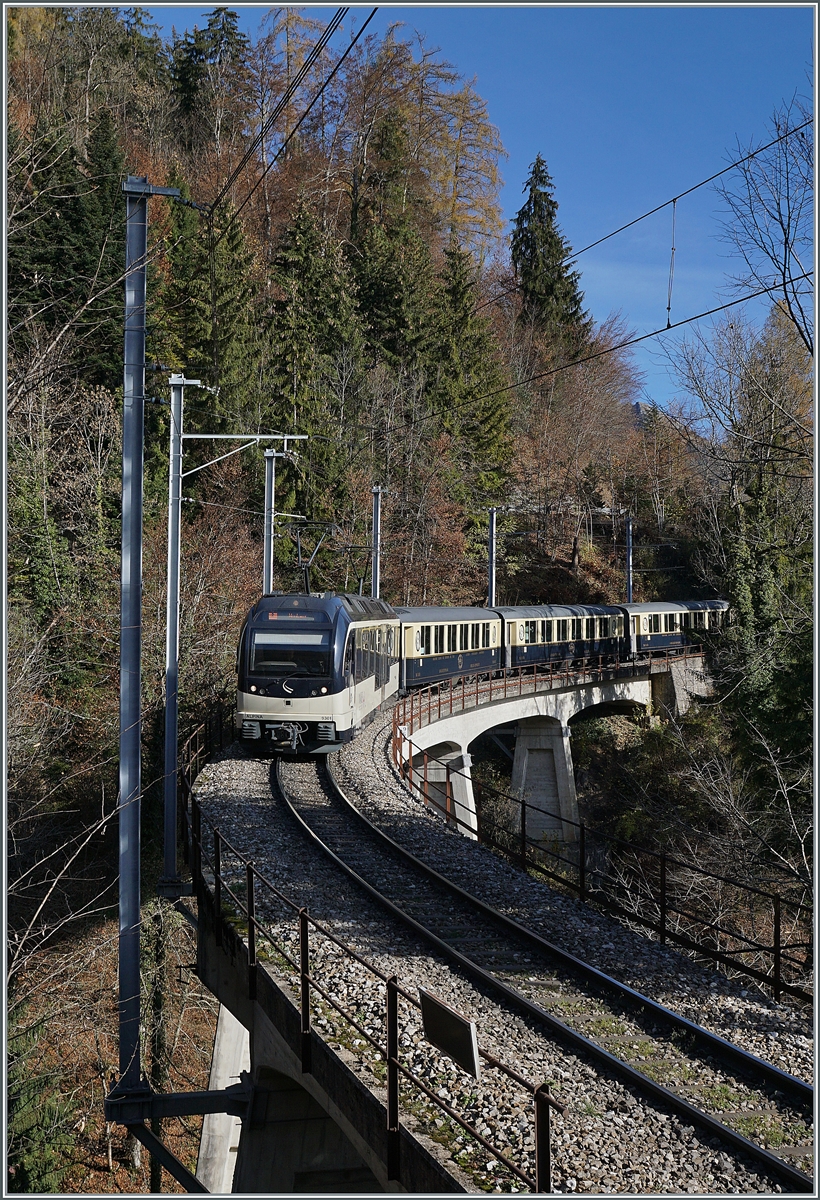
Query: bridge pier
xmin=196 ymin=1005 xmax=250 ymax=1192
xmin=232 ymin=1066 xmax=381 ymax=1193
xmin=419 ymin=749 xmax=478 ymax=840
xmin=510 ymin=718 xmax=579 ymax=844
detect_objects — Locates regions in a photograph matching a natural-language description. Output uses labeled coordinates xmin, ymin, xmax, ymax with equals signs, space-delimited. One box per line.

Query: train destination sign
xmin=419 ymin=988 xmax=481 ymax=1080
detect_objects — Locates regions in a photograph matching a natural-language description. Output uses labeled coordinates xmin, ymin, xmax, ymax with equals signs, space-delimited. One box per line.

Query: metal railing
xmin=392 ymin=715 xmax=812 ymax=1004
xmin=394 ymin=648 xmax=706 ymax=737
xmin=176 ymin=700 xmax=566 ymax=1190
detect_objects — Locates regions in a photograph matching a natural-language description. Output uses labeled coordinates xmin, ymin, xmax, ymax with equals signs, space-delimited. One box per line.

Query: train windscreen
xmin=251 ymin=629 xmax=332 ymax=677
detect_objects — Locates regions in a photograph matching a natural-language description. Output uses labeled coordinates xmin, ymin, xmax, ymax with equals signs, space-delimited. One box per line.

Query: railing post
xmin=246 ymin=862 xmax=256 ymax=1000
xmin=191 ymin=797 xmax=202 ymax=889
xmin=386 ymin=976 xmax=400 ymax=1180
xmin=579 ymin=824 xmax=586 ymax=901
xmin=659 ymin=854 xmax=667 ymax=945
xmin=520 ymin=793 xmax=527 ymax=869
xmin=535 ymin=1085 xmax=552 ymax=1193
xmin=214 ymin=831 xmax=222 ymax=946
xmin=773 ymin=895 xmax=781 ymax=1002
xmin=475 ymin=781 xmax=483 ymax=843
xmin=408 ymin=752 xmax=414 ymax=795
xmin=300 ymin=908 xmax=312 ymax=1072
xmin=423 ymin=752 xmax=429 ymax=808
xmin=445 ymin=766 xmax=452 ymax=823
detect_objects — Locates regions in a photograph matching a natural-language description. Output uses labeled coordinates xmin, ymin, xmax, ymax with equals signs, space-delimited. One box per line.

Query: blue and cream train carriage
xmin=236 ymin=593 xmax=728 ymax=754
xmin=395 ymin=606 xmax=502 ymax=688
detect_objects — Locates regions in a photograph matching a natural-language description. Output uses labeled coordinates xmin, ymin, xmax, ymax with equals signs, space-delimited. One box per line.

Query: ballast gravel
xmin=331 ymin=711 xmax=813 ymax=1083
xmin=192 ymin=714 xmax=811 ymax=1195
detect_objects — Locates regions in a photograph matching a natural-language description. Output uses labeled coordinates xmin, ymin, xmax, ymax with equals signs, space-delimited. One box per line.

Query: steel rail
xmin=275 ymin=760 xmax=813 ymax=1194
xmin=331 ymin=765 xmax=812 ymax=1106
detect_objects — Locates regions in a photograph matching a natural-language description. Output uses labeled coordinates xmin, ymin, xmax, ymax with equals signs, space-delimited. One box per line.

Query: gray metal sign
xmin=419 ymin=988 xmax=481 ymax=1079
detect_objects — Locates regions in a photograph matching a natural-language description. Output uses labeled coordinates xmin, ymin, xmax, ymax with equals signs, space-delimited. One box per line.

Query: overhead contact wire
xmin=209 ymin=6 xmax=349 ymax=213
xmin=215 ymin=7 xmax=379 ymax=246
xmin=666 ymin=199 xmax=677 ymax=328
xmin=475 ymin=118 xmax=813 ymax=313
xmin=360 ymin=273 xmax=814 ymax=442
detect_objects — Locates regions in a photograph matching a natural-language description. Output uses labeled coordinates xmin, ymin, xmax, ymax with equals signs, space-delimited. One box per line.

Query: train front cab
xmin=236 ymin=594 xmax=399 ymax=753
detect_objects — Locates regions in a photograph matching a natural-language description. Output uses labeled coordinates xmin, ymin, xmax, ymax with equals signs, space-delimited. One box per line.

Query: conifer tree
xmin=511 ymin=154 xmax=589 ymax=339
xmin=354 ymin=219 xmax=438 ymax=374
xmin=432 ymin=238 xmax=510 ymax=503
xmin=266 ymin=202 xmax=363 ymax=527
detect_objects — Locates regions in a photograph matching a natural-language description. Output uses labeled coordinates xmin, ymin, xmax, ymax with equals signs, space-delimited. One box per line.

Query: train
xmin=235 ymin=592 xmax=728 ymax=754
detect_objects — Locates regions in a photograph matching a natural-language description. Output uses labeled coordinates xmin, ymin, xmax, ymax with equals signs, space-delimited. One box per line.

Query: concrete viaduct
xmin=394 ymin=654 xmax=709 ymax=846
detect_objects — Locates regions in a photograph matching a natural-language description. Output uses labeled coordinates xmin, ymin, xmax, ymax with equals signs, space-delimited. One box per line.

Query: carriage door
xmin=345 ymin=630 xmax=355 ymax=706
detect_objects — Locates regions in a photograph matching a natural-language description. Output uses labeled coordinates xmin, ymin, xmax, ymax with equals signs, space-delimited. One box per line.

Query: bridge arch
xmin=398 ymin=677 xmax=654 ymax=848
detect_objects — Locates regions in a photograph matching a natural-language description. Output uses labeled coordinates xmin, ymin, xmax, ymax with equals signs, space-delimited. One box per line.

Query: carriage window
xmin=471 ymin=623 xmax=480 ymax=649
xmin=709 ymin=610 xmax=720 ymax=629
xmin=681 ymin=611 xmax=691 ymax=629
xmin=585 ymin=618 xmax=595 ymax=639
xmin=434 ymin=625 xmax=445 ymax=653
xmin=482 ymin=622 xmax=491 ymax=648
xmin=447 ymin=624 xmax=457 ymax=651
xmin=523 ymin=620 xmax=538 ymax=644
xmin=557 ymin=619 xmax=568 ymax=641
xmin=649 ymin=614 xmax=661 ymax=633
xmin=571 ymin=618 xmax=582 ymax=640
xmin=694 ymin=611 xmax=705 ymax=628
xmin=460 ymin=624 xmax=469 ymax=650
xmin=419 ymin=625 xmax=431 ymax=654
xmin=598 ymin=617 xmax=610 ymax=638
xmin=664 ymin=613 xmax=677 ymax=632
xmin=542 ymin=620 xmax=552 ymax=642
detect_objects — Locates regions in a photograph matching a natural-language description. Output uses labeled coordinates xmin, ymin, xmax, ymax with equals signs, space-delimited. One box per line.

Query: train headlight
xmin=321 ymin=687 xmax=327 ymax=694
xmin=250 ymin=685 xmax=257 ymax=692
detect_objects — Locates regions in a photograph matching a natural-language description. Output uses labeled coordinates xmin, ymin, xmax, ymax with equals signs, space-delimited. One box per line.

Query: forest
xmin=6 ymin=6 xmax=813 ymax=1191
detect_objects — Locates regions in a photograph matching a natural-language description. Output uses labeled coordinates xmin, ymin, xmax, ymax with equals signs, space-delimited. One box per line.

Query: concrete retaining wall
xmin=195 ymin=882 xmax=467 ymax=1193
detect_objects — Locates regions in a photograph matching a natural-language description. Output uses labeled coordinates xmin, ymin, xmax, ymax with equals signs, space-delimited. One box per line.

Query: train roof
xmin=394 ymin=606 xmax=495 ymax=623
xmin=250 ymin=592 xmax=397 ymax=623
xmin=494 ymin=604 xmax=623 ymax=619
xmin=620 ymin=600 xmax=728 ymax=613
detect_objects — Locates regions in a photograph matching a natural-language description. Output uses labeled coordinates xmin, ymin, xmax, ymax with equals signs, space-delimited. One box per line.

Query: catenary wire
xmin=361 ymin=272 xmax=814 ymax=440
xmin=209 ymin=7 xmax=349 ymax=213
xmin=214 ymin=8 xmax=379 ymax=247
xmin=475 ymin=118 xmax=813 ymax=313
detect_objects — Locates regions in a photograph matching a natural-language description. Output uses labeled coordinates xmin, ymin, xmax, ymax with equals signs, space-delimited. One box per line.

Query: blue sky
xmin=145 ymin=4 xmax=814 ymax=404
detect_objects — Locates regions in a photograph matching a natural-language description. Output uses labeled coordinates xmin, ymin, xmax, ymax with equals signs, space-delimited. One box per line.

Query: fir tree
xmin=432 ymin=238 xmax=510 ymax=503
xmin=511 ymin=153 xmax=589 ymax=339
xmin=354 ymin=220 xmax=438 ymax=374
xmin=266 ymin=202 xmax=363 ymax=526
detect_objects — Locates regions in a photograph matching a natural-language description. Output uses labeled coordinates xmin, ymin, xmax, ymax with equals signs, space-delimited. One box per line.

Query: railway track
xmin=275 ymin=755 xmax=813 ymax=1193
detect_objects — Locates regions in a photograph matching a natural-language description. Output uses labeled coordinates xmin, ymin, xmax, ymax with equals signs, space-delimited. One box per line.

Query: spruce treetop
xmin=511 ymin=153 xmax=589 ymax=336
